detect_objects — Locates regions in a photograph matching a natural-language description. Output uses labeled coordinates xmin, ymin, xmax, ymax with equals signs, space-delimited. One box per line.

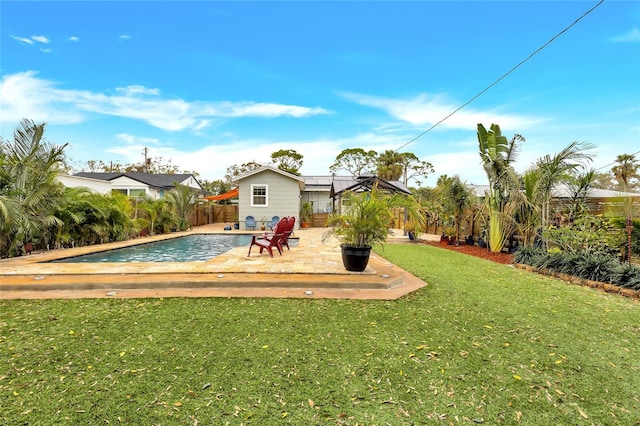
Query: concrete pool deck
xmin=0 ymin=224 xmax=433 ymax=300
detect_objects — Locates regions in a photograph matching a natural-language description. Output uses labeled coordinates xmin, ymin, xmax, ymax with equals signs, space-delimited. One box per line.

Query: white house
xmin=56 ymin=174 xmax=113 ymax=195
xmin=72 ymin=172 xmax=203 ymax=199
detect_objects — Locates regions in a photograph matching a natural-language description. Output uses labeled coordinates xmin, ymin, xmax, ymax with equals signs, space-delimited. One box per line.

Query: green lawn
xmin=1 ymin=244 xmax=638 ymax=425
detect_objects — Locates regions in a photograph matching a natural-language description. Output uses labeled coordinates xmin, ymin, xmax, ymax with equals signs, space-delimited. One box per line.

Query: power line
xmin=395 ymin=0 xmax=606 ymax=153
xmin=595 ymin=150 xmax=640 ymax=172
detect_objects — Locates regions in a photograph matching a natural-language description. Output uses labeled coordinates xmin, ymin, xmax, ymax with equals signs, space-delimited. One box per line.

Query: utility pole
xmin=143 ymin=147 xmax=151 ymax=173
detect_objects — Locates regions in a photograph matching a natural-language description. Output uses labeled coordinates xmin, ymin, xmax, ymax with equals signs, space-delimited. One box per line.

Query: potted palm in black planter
xmin=323 ymin=185 xmax=424 ymax=272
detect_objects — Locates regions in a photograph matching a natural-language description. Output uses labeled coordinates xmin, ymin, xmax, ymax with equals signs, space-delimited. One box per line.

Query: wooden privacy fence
xmin=189 ymin=204 xmax=238 ymax=226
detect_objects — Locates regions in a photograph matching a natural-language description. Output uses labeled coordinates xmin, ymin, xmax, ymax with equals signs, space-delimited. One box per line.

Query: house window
xmin=129 ymin=189 xmax=146 ymax=197
xmin=251 ymin=184 xmax=268 ymax=206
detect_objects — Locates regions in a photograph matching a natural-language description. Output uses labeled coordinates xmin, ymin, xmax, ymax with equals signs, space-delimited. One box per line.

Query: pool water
xmin=50 ymin=234 xmax=254 ymax=263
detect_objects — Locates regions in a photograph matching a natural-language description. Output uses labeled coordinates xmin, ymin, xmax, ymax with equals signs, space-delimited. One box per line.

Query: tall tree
xmin=611 ymin=153 xmax=639 ymax=192
xmin=376 ymin=150 xmax=404 ymax=181
xmin=271 ymin=149 xmax=303 ymax=175
xmin=201 ymin=179 xmax=233 ymax=196
xmin=329 ymin=148 xmax=377 ymax=177
xmin=225 ymin=161 xmax=263 ymax=183
xmin=399 ymin=152 xmax=434 ymax=187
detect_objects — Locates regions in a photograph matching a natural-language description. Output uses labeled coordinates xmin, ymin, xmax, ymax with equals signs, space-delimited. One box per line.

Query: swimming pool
xmin=49 ymin=234 xmax=254 ymax=263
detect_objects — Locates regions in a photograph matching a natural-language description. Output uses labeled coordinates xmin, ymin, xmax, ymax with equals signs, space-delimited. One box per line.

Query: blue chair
xmin=267 ymin=216 xmax=280 ymax=231
xmin=245 ymin=215 xmax=256 ymax=230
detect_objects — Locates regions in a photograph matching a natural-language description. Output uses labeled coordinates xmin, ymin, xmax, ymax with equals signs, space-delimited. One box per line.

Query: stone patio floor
xmin=0 ymin=225 xmax=436 ymax=300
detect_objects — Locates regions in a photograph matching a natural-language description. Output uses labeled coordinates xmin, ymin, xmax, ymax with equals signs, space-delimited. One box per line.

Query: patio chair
xmin=267 ymin=216 xmax=280 ymax=231
xmin=280 ymin=216 xmax=296 ymax=250
xmin=247 ymin=231 xmax=284 ymax=258
xmin=245 ymin=215 xmax=256 ymax=230
xmin=262 ymin=217 xmax=291 ymax=251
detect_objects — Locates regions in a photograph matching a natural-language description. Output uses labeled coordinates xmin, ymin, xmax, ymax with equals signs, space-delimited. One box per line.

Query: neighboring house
xmin=56 ymin=174 xmax=113 ymax=195
xmin=233 ymin=166 xmax=305 ymax=230
xmin=72 ymin=172 xmax=203 ymax=199
xmin=470 ymin=184 xmax=640 ymax=215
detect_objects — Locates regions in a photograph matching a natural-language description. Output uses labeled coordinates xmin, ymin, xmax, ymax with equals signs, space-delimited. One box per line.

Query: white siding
xmin=57 ymin=175 xmax=113 ymax=194
xmin=110 ymin=176 xmax=158 ymax=199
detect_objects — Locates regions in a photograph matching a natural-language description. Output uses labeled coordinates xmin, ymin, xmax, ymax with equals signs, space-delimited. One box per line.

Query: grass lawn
xmin=1 ymin=244 xmax=638 ymax=425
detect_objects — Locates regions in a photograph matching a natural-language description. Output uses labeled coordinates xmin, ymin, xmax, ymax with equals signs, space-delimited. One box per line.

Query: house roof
xmin=470 ymin=184 xmax=640 ymax=199
xmin=233 ymin=165 xmax=305 ymax=190
xmin=74 ymin=172 xmax=201 ymax=190
xmin=330 ymin=175 xmax=412 ymax=198
xmin=302 ymin=175 xmax=336 ymax=192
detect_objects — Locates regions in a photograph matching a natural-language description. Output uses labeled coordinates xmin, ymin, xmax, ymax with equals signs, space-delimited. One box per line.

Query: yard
xmin=1 ymin=244 xmax=638 ymax=425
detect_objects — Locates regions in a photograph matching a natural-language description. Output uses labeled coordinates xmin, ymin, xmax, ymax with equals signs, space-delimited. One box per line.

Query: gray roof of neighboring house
xmin=470 ymin=184 xmax=640 ymax=199
xmin=74 ymin=172 xmax=200 ymax=190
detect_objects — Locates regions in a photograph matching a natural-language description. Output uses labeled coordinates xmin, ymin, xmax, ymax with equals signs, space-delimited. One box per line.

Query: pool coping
xmin=0 ymin=225 xmax=430 ymax=300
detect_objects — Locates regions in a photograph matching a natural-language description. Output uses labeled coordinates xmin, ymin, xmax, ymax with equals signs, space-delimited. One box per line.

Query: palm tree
xmin=477 ymin=124 xmax=524 ymax=252
xmin=611 ymin=153 xmax=639 ymax=192
xmin=534 ymin=141 xmax=594 ymax=231
xmin=376 ymin=150 xmax=404 ymax=181
xmin=166 ymin=183 xmax=197 ymax=231
xmin=565 ymin=167 xmax=597 ymax=223
xmin=137 ymin=197 xmax=165 ymax=235
xmin=0 ymin=119 xmax=68 ymax=256
xmin=440 ymin=176 xmax=472 ymax=245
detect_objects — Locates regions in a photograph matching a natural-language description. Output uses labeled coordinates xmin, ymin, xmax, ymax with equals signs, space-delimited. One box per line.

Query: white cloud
xmin=0 ymin=72 xmax=330 ymax=131
xmin=10 ymin=35 xmax=33 ymax=45
xmin=31 ymin=35 xmax=50 ymax=44
xmin=119 ymin=34 xmax=131 ymax=40
xmin=611 ymin=27 xmax=640 ymax=43
xmin=10 ymin=35 xmax=51 ymax=45
xmin=116 ymin=85 xmax=160 ymax=96
xmin=0 ymin=71 xmax=85 ymax=124
xmin=68 ymin=36 xmax=80 ymax=42
xmin=341 ymin=91 xmax=544 ymax=131
xmin=115 ymin=133 xmax=160 ymax=145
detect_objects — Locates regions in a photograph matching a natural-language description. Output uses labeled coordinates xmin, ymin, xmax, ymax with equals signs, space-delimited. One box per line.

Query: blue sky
xmin=1 ymin=1 xmax=639 ymax=186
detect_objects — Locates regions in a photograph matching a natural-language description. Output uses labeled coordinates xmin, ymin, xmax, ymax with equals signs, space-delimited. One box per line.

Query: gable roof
xmin=74 ymin=172 xmax=201 ymax=190
xmin=233 ymin=165 xmax=305 ymax=189
xmin=330 ymin=175 xmax=411 ymax=198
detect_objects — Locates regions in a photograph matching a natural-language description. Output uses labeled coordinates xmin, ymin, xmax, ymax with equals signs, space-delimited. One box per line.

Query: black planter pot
xmin=341 ymin=245 xmax=372 ymax=272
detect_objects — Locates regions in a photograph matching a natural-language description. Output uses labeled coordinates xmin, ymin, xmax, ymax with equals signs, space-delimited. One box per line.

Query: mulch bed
xmin=422 ymin=240 xmax=514 ymax=265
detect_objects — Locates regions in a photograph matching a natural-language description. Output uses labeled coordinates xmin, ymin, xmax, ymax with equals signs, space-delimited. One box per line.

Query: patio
xmin=0 ymin=224 xmax=431 ymax=300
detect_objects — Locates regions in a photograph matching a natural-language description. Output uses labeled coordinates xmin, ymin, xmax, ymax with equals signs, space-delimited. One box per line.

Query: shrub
xmin=572 ymin=252 xmax=621 ymax=283
xmin=610 ymin=263 xmax=640 ymax=289
xmin=515 ymin=246 xmax=640 ymax=291
xmin=513 ymin=246 xmax=546 ymax=266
